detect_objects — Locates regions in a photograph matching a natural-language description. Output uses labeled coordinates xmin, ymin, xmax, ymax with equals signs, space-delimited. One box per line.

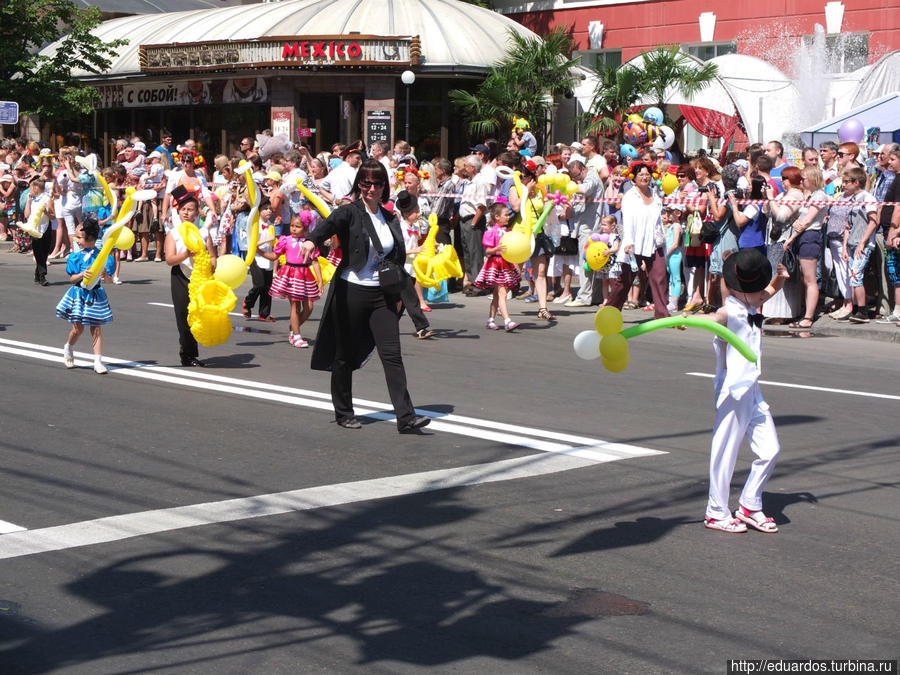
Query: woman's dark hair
xmin=749 ymin=174 xmax=767 ymax=200
xmin=676 ymin=165 xmax=696 ymax=181
xmin=631 ymin=162 xmax=654 ymax=177
xmin=351 ymin=159 xmax=391 ymax=203
xmin=80 ymin=214 xmax=101 ymax=241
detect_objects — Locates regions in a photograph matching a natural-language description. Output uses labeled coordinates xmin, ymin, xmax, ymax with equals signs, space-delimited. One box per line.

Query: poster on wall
xmin=366 ymin=110 xmax=391 ymax=148
xmin=95 ymin=78 xmax=270 ymax=108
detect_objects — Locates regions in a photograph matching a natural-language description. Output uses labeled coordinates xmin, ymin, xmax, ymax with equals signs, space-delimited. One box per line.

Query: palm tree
xmin=583 ymin=61 xmax=646 ymax=138
xmin=450 ymin=26 xmax=580 ymax=149
xmin=639 ymin=45 xmax=718 ymax=112
xmin=584 ymin=45 xmax=718 ymax=142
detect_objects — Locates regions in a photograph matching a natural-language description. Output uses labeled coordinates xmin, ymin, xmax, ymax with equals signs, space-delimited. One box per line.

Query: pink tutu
xmin=475 ymin=256 xmax=521 ymax=290
xmin=270 ymin=264 xmax=321 ymax=301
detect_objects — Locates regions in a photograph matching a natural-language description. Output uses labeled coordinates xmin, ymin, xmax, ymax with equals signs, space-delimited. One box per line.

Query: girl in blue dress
xmin=55 ymin=215 xmax=116 ymax=374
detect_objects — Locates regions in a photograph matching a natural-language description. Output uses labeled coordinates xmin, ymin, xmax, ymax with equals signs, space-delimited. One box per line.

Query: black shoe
xmin=39 ymin=276 xmax=49 ymax=286
xmin=848 ymin=310 xmax=870 ymax=324
xmin=181 ymin=357 xmax=206 ymax=367
xmin=398 ymin=415 xmax=431 ymax=434
xmin=337 ymin=417 xmax=362 ymax=429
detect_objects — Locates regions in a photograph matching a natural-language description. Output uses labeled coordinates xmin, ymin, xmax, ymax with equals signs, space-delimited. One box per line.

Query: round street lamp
xmin=401 ymin=70 xmax=415 ymax=142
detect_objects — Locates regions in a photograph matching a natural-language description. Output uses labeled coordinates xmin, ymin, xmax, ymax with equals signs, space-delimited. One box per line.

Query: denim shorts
xmin=797 ymin=228 xmax=823 ymax=260
xmin=710 ymin=227 xmax=739 ymax=276
xmin=886 ymin=247 xmax=900 ymax=287
xmin=849 ymin=243 xmax=874 ymax=288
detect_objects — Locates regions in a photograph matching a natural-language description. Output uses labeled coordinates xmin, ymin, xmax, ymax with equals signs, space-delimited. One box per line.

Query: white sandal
xmin=704 ymin=516 xmax=747 ymax=533
xmin=735 ymin=509 xmax=778 ymax=533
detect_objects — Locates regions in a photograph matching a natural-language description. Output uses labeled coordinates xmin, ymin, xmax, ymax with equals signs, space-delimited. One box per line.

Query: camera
xmin=697 ymin=185 xmax=709 ymax=193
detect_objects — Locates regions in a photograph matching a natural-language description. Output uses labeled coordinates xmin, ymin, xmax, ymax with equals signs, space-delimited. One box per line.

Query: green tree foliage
xmin=450 ymin=26 xmax=580 ymax=148
xmin=0 ymin=0 xmax=126 ymax=120
xmin=586 ymin=45 xmax=718 ymax=140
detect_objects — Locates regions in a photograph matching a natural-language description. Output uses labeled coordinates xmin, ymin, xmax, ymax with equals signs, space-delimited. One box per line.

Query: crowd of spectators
xmin=1 ymin=129 xmax=898 ymax=328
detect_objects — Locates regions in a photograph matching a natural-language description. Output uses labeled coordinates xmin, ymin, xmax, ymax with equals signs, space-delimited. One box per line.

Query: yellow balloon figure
xmin=585 ymin=241 xmax=610 ymax=270
xmin=82 ymin=188 xmax=154 ymax=290
xmin=17 ymin=200 xmax=48 ymax=238
xmin=412 ymin=213 xmax=463 ymax=288
xmin=234 ymin=161 xmax=261 ymax=265
xmin=183 ymin=215 xmax=237 ymax=347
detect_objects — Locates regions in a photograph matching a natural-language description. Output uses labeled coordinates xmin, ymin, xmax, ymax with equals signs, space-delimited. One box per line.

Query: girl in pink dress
xmin=265 ymin=212 xmax=322 ymax=347
xmin=474 ymin=203 xmax=521 ymax=331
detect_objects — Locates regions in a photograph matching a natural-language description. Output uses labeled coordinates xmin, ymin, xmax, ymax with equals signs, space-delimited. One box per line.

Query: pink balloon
xmin=838 ymin=118 xmax=865 ymax=144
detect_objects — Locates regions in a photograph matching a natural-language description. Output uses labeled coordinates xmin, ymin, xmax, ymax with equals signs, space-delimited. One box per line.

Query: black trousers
xmin=399 ymin=275 xmax=430 ymax=332
xmin=32 ymin=229 xmax=53 ymax=281
xmin=171 ymin=266 xmax=199 ymax=361
xmin=244 ymin=260 xmax=273 ymax=318
xmin=331 ymin=279 xmax=415 ymax=428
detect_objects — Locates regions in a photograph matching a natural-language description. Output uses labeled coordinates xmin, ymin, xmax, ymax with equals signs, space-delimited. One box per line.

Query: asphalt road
xmin=0 ymin=247 xmax=897 ymax=674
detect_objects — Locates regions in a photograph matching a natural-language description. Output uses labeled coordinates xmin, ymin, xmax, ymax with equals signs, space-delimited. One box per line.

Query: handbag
xmin=687 ymin=212 xmax=704 ymax=247
xmin=369 ymin=219 xmax=407 ymax=293
xmin=781 ymin=242 xmax=799 ymax=277
xmin=555 ymin=235 xmax=578 ymax=255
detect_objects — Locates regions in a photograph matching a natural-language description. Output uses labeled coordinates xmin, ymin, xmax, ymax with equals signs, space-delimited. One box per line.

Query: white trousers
xmin=824 ymin=237 xmax=851 ymax=299
xmin=707 ymin=390 xmax=780 ymax=520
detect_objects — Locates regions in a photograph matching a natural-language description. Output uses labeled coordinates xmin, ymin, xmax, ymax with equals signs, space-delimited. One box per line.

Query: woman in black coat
xmin=300 ymin=159 xmax=430 ymax=433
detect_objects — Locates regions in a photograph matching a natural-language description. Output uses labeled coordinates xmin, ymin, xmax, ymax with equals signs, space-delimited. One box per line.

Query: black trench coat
xmin=308 ymin=198 xmax=408 ymax=371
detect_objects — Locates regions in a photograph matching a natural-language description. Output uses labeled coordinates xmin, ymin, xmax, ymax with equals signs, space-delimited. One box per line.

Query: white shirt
xmin=170 ymin=218 xmax=210 ymax=277
xmin=619 ymin=186 xmax=662 ymax=259
xmin=713 ymin=295 xmax=763 ymax=407
xmin=320 ymin=162 xmax=358 ymax=202
xmin=341 ymin=207 xmax=394 ymax=286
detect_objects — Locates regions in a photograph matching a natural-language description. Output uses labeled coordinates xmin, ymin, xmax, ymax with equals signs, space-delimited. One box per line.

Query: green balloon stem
xmin=532 ymin=202 xmax=554 ymax=235
xmin=620 ymin=316 xmax=758 ymax=363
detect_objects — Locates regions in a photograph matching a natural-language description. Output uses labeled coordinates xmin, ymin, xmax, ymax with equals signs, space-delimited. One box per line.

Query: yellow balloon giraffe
xmin=413 ymin=213 xmax=463 ymax=288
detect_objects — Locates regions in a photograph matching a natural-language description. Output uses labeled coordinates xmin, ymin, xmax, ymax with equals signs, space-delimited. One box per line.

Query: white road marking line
xmin=0 ymin=338 xmax=663 ymax=462
xmin=0 ymin=521 xmax=27 ymax=534
xmin=686 ymin=372 xmax=900 ymax=401
xmin=0 ymin=450 xmax=664 ymax=560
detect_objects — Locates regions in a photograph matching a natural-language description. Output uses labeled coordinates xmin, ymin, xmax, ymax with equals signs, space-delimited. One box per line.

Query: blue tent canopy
xmin=800 ymin=92 xmax=900 ymax=147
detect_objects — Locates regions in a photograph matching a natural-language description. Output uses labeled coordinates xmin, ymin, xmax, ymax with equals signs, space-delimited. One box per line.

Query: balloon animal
xmin=413 ymin=213 xmax=463 ymax=288
xmin=573 ymin=306 xmax=757 ymax=372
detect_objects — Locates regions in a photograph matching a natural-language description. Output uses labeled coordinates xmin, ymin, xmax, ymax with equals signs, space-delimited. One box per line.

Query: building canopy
xmin=43 ymin=0 xmax=539 ymax=79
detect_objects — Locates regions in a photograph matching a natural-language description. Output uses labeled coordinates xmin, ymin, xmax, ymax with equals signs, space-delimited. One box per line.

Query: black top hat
xmin=723 ymin=248 xmax=772 ymax=294
xmin=394 ymin=190 xmax=415 ymax=213
xmin=170 ymin=185 xmax=198 ymax=207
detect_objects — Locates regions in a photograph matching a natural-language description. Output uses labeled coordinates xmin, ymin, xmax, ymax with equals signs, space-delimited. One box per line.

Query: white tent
xmin=800 ymin=91 xmax=900 ymax=147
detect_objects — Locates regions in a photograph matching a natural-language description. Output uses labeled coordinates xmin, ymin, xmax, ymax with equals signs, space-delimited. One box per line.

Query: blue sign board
xmin=0 ymin=101 xmax=19 ymax=125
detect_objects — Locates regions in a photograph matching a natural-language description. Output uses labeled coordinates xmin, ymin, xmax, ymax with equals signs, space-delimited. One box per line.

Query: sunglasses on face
xmin=358 ymin=180 xmax=384 ymax=190
xmin=836 ymin=152 xmax=850 ymax=157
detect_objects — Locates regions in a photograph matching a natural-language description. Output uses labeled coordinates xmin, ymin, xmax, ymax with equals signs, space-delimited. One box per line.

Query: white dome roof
xmin=49 ymin=0 xmax=538 ymax=78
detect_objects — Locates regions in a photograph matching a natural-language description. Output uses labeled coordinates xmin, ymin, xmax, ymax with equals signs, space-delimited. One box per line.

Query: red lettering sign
xmin=282 ymin=40 xmax=365 ymax=61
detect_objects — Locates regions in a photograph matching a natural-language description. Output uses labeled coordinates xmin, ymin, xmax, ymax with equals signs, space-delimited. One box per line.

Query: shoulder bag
xmin=369 ymin=216 xmax=407 ymax=293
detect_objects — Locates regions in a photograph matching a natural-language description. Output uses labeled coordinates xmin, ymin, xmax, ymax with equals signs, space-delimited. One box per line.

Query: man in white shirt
xmin=565 ymin=155 xmax=604 ymax=307
xmin=581 ymin=135 xmax=609 ymax=181
xmin=371 ymin=141 xmax=392 ymax=174
xmin=320 ymin=141 xmax=364 ymax=204
xmin=459 ymin=155 xmax=492 ymax=292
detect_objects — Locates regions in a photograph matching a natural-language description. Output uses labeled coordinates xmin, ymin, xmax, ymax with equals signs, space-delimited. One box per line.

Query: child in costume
xmin=475 ymin=202 xmax=521 ymax=332
xmin=265 ymin=212 xmax=322 ymax=347
xmin=664 ymin=206 xmax=684 ymax=313
xmin=595 ymin=214 xmax=621 ymax=306
xmin=56 ymin=215 xmax=116 ymax=374
xmin=701 ymin=248 xmax=789 ymax=533
xmin=395 ymin=190 xmax=435 ymax=339
xmin=242 ymin=200 xmax=277 ymax=322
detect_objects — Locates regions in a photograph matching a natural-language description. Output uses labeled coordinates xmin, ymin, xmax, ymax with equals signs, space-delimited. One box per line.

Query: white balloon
xmin=657 ymin=125 xmax=676 ymax=150
xmin=652 ymin=136 xmax=666 ymax=150
xmin=573 ymin=330 xmax=602 ymax=360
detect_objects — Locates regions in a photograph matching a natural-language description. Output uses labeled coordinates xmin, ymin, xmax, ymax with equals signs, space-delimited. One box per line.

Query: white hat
xmin=568 ymin=153 xmax=587 ymax=166
xmin=570 ymin=141 xmax=583 ymax=152
xmin=148 ymin=150 xmax=162 ymax=159
xmin=132 ymin=141 xmax=147 ymax=154
xmin=39 ymin=148 xmax=53 ymax=157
